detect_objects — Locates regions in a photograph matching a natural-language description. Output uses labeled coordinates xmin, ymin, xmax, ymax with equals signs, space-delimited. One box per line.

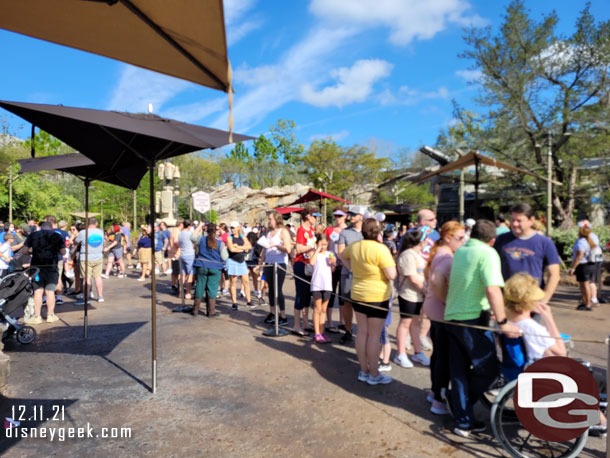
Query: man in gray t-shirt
xmin=336 ymin=205 xmax=366 ymax=344
xmin=74 ymin=217 xmax=105 ymax=303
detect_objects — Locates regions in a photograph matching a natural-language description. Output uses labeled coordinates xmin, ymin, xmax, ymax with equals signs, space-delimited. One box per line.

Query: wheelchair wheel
xmin=490 ymin=380 xmax=588 ymax=458
xmin=16 ymin=326 xmax=36 ymax=344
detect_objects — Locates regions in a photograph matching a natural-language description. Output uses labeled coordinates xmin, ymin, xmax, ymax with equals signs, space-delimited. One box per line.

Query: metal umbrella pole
xmin=83 ymin=179 xmax=90 ymax=339
xmin=149 ymin=162 xmax=157 ymax=394
xmin=263 ymin=263 xmax=288 ymax=337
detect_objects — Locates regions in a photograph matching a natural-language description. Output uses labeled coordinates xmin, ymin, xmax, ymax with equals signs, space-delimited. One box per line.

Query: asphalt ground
xmin=0 ymin=268 xmax=608 ymax=457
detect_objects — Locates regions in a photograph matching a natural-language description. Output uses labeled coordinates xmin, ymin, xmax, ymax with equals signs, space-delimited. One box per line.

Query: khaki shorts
xmin=57 ymin=259 xmax=64 ymax=277
xmin=80 ymin=259 xmax=103 ymax=280
xmin=154 ymin=250 xmax=164 ymax=266
xmin=139 ymin=248 xmax=152 ymax=267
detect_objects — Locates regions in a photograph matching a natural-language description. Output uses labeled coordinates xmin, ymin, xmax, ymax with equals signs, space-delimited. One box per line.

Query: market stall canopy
xmin=289 ymin=189 xmax=351 ymax=206
xmin=414 ymin=151 xmax=562 ymax=186
xmin=0 ymin=0 xmax=232 ymax=92
xmin=71 ymin=212 xmax=101 ymax=219
xmin=274 ymin=207 xmax=304 ymax=215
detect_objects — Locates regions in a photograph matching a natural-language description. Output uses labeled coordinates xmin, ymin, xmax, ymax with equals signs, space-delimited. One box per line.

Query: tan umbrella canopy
xmin=0 ymin=0 xmax=231 ymax=92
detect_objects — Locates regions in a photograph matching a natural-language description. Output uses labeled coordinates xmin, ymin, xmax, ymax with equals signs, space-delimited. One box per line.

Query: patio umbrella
xmin=0 ymin=0 xmax=232 ymax=92
xmin=17 ymin=152 xmax=145 ymax=342
xmin=4 ymin=100 xmax=254 ymax=393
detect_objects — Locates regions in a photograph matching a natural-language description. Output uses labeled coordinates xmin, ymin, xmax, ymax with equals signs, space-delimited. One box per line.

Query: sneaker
xmin=24 ymin=316 xmax=43 ymax=325
xmin=420 ymin=335 xmax=433 ymax=351
xmin=136 ymin=263 xmax=141 ymax=269
xmin=453 ymin=421 xmax=486 ymax=438
xmin=357 ymin=370 xmax=369 ymax=382
xmin=367 ymin=373 xmax=392 ymax=385
xmin=411 ymin=352 xmax=430 ymax=366
xmin=232 ymin=303 xmax=238 ymax=310
xmin=75 ymin=293 xmax=84 ymax=300
xmin=263 ymin=313 xmax=275 ymax=324
xmin=101 ymin=273 xmax=109 ymax=279
xmin=255 ymin=290 xmax=262 ymax=299
xmin=338 ymin=324 xmax=347 ymax=332
xmin=137 ymin=278 xmax=146 ymax=282
xmin=55 ymin=296 xmax=64 ymax=305
xmin=314 ymin=334 xmax=330 ymax=344
xmin=339 ymin=331 xmax=353 ymax=345
xmin=405 ymin=334 xmax=413 ymax=351
xmin=221 ymin=289 xmax=230 ymax=296
xmin=246 ymin=302 xmax=257 ymax=309
xmin=431 ymin=400 xmax=450 ymax=415
xmin=239 ymin=290 xmax=246 ymax=298
xmin=128 ymin=264 xmax=135 ymax=269
xmin=118 ymin=274 xmax=126 ymax=278
xmin=97 ymin=297 xmax=105 ymax=303
xmin=577 ymin=304 xmax=593 ymax=311
xmin=426 ymin=391 xmax=435 ymax=404
xmin=278 ymin=316 xmax=289 ymax=326
xmin=378 ymin=361 xmax=392 ymax=372
xmin=393 ymin=353 xmax=414 ymax=368
xmin=46 ymin=314 xmax=59 ymax=323
xmin=75 ymin=299 xmax=85 ymax=306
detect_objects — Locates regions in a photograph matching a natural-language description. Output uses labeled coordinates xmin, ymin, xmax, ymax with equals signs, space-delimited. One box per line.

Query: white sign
xmin=192 ymin=191 xmax=211 ymax=214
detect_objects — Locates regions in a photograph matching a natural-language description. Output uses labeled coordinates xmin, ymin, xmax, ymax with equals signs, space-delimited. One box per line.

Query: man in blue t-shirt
xmin=493 ymin=203 xmax=560 ymax=304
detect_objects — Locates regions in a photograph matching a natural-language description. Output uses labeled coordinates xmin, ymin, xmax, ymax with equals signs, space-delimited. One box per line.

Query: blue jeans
xmin=430 ymin=321 xmax=450 ymax=403
xmin=447 ymin=313 xmax=498 ymax=428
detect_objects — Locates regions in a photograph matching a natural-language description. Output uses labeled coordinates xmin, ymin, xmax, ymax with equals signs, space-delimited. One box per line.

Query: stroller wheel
xmin=16 ymin=326 xmax=36 ymax=344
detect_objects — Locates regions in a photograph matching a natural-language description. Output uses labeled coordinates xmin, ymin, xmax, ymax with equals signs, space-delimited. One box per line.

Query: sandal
xmin=325 ymin=326 xmax=340 ymax=334
xmin=292 ymin=329 xmax=308 ymax=337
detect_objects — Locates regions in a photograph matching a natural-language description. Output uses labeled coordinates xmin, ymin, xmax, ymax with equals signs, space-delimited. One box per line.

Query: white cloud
xmin=379 ymin=85 xmax=450 ymax=105
xmin=308 ymin=129 xmax=350 ymax=142
xmin=106 ymin=65 xmax=192 ymax=112
xmin=209 ymin=26 xmax=356 ymax=132
xmin=224 ymin=0 xmax=262 ymax=45
xmin=300 ymin=59 xmax=393 ymax=108
xmin=162 ymin=98 xmax=226 ymax=123
xmin=309 ymin=0 xmax=488 ymax=46
xmin=455 ymin=69 xmax=482 ymax=82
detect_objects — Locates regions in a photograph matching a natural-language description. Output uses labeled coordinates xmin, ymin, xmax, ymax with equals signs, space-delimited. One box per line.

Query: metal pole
xmin=189 ymin=194 xmax=193 ymax=221
xmin=459 ymin=169 xmax=464 ymax=224
xmin=149 ymin=163 xmax=157 ymax=394
xmin=8 ymin=162 xmax=12 ymax=224
xmin=84 ymin=180 xmax=89 ymax=339
xmin=274 ymin=263 xmax=279 ymax=335
xmin=606 ymin=334 xmax=609 ymax=458
xmin=474 ymin=157 xmax=479 ymax=219
xmin=133 ymin=190 xmax=137 ymax=234
xmin=547 ymin=132 xmax=552 ymax=235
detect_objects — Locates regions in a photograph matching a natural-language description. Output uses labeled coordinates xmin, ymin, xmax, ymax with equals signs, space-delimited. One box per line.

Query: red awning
xmin=274 ymin=207 xmax=304 ymax=215
xmin=289 ymin=189 xmax=351 ymax=205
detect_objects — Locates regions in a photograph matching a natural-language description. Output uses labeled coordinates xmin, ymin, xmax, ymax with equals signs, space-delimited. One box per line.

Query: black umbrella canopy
xmin=17 ymin=153 xmax=146 ymax=190
xmin=0 ymin=101 xmax=253 ymax=168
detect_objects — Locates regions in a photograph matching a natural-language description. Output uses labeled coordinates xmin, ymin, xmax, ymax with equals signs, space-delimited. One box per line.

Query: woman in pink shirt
xmin=422 ymin=221 xmax=465 ymax=415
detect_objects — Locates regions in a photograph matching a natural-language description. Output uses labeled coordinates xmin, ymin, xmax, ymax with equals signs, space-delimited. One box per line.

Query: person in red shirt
xmin=293 ymin=207 xmax=320 ymax=336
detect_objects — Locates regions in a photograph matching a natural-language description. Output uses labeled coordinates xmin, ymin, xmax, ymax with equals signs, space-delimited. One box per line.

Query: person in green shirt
xmin=444 ymin=219 xmax=520 ymax=437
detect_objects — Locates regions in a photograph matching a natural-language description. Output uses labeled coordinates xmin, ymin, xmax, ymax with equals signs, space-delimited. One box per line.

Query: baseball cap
xmin=347 ymin=205 xmax=367 ymax=216
xmin=229 ymin=221 xmax=240 ymax=228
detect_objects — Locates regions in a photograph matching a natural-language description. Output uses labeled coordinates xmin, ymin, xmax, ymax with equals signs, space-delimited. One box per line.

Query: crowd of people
xmin=0 ymin=201 xmax=606 ymax=437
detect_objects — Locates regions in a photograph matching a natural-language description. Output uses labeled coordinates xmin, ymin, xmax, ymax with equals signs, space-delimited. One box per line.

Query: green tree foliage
xmin=457 ymin=1 xmax=610 ymax=227
xmin=301 ymin=138 xmax=390 ymax=200
xmin=376 ymin=182 xmax=435 ymax=207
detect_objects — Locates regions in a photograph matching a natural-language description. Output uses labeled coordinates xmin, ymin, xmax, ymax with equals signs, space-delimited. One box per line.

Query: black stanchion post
xmin=263 ymin=263 xmax=288 ymax=337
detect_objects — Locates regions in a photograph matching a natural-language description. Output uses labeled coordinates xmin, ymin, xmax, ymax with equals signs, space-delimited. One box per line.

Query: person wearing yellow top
xmin=341 ymin=218 xmax=396 ymax=385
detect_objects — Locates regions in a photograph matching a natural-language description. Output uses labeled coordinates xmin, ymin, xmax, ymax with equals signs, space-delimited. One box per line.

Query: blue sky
xmin=1 ymin=0 xmax=609 ymax=157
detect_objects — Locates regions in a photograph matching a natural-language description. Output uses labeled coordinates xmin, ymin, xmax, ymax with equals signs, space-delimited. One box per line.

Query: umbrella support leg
xmin=149 ymin=162 xmax=157 ymax=394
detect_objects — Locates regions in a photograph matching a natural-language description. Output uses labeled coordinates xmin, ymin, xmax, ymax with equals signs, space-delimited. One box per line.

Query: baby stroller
xmin=0 ymin=267 xmax=38 ymax=345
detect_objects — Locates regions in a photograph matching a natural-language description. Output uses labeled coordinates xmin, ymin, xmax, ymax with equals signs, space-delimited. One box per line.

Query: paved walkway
xmin=0 ymin=270 xmax=607 ymax=457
